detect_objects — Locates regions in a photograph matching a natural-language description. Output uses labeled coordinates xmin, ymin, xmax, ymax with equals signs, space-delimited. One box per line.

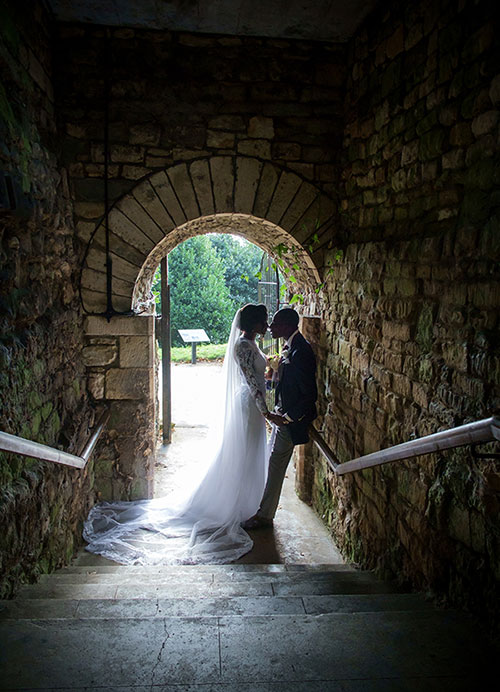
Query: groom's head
xmin=269 ymin=308 xmax=299 ymax=340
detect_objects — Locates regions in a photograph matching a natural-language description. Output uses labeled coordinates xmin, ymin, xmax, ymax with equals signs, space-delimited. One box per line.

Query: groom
xmin=243 ymin=308 xmax=318 ymax=529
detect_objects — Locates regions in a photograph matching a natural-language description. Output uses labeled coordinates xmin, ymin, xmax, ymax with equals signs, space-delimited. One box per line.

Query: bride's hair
xmin=239 ymin=303 xmax=267 ymax=332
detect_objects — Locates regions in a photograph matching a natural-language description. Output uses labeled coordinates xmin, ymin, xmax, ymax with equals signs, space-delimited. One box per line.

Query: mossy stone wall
xmin=0 ymin=1 xmax=94 ymax=596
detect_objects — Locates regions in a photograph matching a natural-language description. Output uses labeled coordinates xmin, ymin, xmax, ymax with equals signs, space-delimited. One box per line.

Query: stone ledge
xmin=85 ymin=316 xmax=154 ymax=337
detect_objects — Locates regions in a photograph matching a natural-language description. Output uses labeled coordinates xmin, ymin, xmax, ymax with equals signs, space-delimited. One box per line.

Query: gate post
xmin=83 ymin=315 xmax=156 ymax=500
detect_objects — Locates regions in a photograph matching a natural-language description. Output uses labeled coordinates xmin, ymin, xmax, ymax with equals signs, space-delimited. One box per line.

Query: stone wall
xmin=53 ymin=24 xmax=346 ymax=302
xmin=313 ymin=0 xmax=500 ymax=629
xmin=0 ymin=2 xmax=95 ymax=595
xmin=84 ymin=315 xmax=156 ymax=501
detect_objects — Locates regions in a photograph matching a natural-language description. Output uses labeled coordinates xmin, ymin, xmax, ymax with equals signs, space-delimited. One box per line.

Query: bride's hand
xmin=266 ymin=412 xmax=288 ymax=427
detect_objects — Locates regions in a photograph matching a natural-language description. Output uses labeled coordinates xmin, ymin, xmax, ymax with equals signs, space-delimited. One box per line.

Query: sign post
xmin=177 ymin=329 xmax=210 ymax=364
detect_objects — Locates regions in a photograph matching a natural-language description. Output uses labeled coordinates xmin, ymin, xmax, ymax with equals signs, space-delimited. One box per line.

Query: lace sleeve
xmin=235 ymin=340 xmax=268 ymax=415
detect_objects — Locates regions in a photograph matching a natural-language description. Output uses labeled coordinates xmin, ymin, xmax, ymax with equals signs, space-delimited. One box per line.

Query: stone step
xmin=0 ymin=593 xmax=433 ymax=620
xmin=39 ymin=566 xmax=374 ymax=586
xmin=0 ymin=610 xmax=494 ymax=689
xmin=16 ymin=571 xmax=401 ymax=600
xmin=57 ymin=561 xmax=353 ymax=574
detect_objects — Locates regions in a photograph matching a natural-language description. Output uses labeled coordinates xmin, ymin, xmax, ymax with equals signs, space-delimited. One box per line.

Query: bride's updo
xmin=239 ymin=303 xmax=267 ymax=332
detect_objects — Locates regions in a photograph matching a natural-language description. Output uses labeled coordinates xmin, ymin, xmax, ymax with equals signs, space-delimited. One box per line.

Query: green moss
xmin=72 ymin=379 xmax=81 ymax=398
xmin=418 ymin=356 xmax=434 ymax=383
xmin=40 ymin=402 xmax=53 ymax=421
xmin=33 ymin=360 xmax=45 ymax=379
xmin=37 ymin=557 xmax=51 ymax=575
xmin=95 ymin=458 xmax=114 ymax=477
xmin=416 ymin=304 xmax=434 ymax=353
xmin=8 ymin=455 xmax=22 ymax=479
xmin=31 ymin=410 xmax=42 ymax=437
xmin=343 ymin=532 xmax=365 ymax=564
xmin=28 ymin=390 xmax=42 ymax=410
xmin=45 ymin=411 xmax=61 ymax=445
xmin=312 ymin=462 xmax=337 ymax=527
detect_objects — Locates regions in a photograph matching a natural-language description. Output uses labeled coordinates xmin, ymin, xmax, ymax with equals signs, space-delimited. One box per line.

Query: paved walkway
xmin=155 ymin=362 xmax=343 ymax=565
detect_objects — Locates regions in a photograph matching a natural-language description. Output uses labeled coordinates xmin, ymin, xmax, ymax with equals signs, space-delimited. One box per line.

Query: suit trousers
xmin=258 ymin=424 xmax=295 ymax=520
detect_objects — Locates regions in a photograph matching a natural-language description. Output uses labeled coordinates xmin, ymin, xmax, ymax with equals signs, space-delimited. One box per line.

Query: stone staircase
xmin=0 ymin=551 xmax=496 ymax=690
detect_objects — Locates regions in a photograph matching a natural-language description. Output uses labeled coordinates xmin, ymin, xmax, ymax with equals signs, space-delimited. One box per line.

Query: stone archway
xmin=82 ymin=156 xmax=336 ymax=502
xmin=132 ymin=213 xmax=320 ymax=312
xmin=80 ymin=155 xmax=336 ymax=313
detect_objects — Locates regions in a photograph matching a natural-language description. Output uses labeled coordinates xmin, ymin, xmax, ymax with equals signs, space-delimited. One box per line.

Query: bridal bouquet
xmin=267 ymin=352 xmax=281 ymax=371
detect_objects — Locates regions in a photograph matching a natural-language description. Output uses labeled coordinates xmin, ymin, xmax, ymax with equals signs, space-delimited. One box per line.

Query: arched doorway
xmin=81 ymin=158 xmax=334 ymax=501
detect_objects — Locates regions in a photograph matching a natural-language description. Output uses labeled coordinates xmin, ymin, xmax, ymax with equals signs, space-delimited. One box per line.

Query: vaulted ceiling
xmin=47 ymin=0 xmax=380 ymax=42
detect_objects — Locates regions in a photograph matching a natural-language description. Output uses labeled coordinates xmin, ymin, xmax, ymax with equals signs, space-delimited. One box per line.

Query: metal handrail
xmin=311 ymin=415 xmax=500 ymax=476
xmin=0 ymin=409 xmax=109 ymax=470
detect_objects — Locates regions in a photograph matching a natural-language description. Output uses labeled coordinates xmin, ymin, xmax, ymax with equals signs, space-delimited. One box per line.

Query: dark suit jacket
xmin=276 ymin=332 xmax=317 ymax=445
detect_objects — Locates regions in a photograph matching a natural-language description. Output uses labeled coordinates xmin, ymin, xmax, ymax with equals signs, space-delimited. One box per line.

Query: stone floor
xmin=155 ymin=361 xmax=343 ymax=565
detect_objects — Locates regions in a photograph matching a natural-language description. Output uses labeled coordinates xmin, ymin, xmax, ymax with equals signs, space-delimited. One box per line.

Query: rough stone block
xmin=119 ymin=336 xmax=152 ymax=368
xmin=110 ymin=145 xmax=144 ymax=163
xmin=273 ymin=142 xmax=301 ymax=160
xmin=122 ymin=165 xmax=150 ymax=180
xmin=208 ymin=115 xmax=245 ymax=131
xmin=82 ymin=344 xmax=118 ymax=367
xmin=106 ymin=208 xmax=154 ymax=256
xmin=210 ymin=157 xmax=234 ymax=213
xmin=88 ymin=372 xmax=105 ymax=399
xmin=129 ymin=123 xmax=161 ymax=146
xmin=237 ymin=139 xmax=271 ymax=159
xmin=133 ymin=180 xmax=174 ymax=234
xmin=247 ymin=116 xmax=274 ymax=139
xmin=206 ymin=130 xmax=235 ymax=148
xmin=106 ymin=368 xmax=151 ymax=400
xmin=166 ymin=163 xmax=200 ymax=221
xmin=74 ymin=202 xmax=105 ymax=219
xmin=442 ymin=149 xmax=464 ymax=169
xmin=293 ymin=195 xmax=336 ymax=242
xmin=280 ymin=183 xmax=318 ymax=232
xmin=253 ymin=163 xmax=279 ymax=218
xmin=85 ymin=316 xmax=154 ymax=337
xmin=189 ymin=159 xmax=215 ymax=216
xmin=472 ymin=110 xmax=499 ymax=137
xmin=150 ymin=171 xmax=187 ymax=226
xmin=266 ymin=171 xmax=302 ymax=225
xmin=116 ymin=196 xmax=164 ymax=244
xmin=382 ymin=321 xmax=410 ymax=342
xmin=234 ymin=157 xmax=262 ymax=214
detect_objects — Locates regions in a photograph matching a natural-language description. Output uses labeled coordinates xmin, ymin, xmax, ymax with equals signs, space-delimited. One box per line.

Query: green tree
xmin=208 ymin=234 xmax=263 ymax=309
xmin=165 ymin=236 xmax=234 ymax=346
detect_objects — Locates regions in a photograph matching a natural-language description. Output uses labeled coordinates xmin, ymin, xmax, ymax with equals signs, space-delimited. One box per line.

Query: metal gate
xmin=257 ymin=251 xmax=281 ymax=355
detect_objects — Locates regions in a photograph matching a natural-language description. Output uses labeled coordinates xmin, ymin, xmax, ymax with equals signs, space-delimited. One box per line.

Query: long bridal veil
xmin=83 ymin=310 xmax=269 ymax=564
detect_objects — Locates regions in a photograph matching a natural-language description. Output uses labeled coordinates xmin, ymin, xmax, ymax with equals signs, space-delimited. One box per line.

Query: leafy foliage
xmin=208 ymin=234 xmax=262 ymax=308
xmin=152 ymin=234 xmax=264 ymax=346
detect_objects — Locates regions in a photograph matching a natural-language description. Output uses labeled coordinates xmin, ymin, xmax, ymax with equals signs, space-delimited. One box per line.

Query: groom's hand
xmin=267 ymin=412 xmax=289 ymax=427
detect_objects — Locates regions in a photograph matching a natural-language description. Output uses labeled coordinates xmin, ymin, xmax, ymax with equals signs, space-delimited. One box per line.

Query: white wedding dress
xmin=83 ymin=311 xmax=269 ymax=565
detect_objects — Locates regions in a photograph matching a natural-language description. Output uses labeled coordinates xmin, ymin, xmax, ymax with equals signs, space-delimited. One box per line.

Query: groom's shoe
xmin=241 ymin=515 xmax=273 ymax=530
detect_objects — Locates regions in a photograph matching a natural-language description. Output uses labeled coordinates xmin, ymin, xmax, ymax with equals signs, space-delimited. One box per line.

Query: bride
xmin=83 ymin=303 xmax=275 ymax=564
